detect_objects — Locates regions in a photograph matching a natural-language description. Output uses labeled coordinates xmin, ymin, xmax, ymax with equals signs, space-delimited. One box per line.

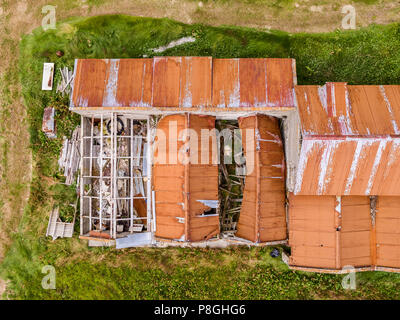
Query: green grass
xmin=3 ymin=14 xmax=400 ymax=299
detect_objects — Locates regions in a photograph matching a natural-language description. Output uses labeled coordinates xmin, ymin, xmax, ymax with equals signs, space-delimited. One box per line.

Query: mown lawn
xmin=2 ymin=14 xmax=400 ymax=299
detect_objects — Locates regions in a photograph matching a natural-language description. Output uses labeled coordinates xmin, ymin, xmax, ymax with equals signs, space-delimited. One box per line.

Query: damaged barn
xmin=65 ymin=56 xmax=400 ymax=272
xmin=70 ymin=57 xmax=300 ymax=247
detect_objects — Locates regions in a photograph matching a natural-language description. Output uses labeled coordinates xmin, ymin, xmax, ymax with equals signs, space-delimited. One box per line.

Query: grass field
xmin=1 ymin=14 xmax=400 ymax=299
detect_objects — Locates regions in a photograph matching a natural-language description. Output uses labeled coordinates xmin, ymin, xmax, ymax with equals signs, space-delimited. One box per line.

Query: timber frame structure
xmin=80 ymin=113 xmax=153 ymax=242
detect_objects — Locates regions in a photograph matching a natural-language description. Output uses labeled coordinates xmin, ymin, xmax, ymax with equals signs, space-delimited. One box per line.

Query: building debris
xmin=216 ymin=120 xmax=244 ymax=236
xmin=152 ymin=36 xmax=196 ymax=53
xmin=42 ymin=107 xmax=56 ymax=138
xmin=88 ymin=240 xmax=115 ymax=247
xmin=116 ymin=232 xmax=152 ymax=249
xmin=42 ymin=62 xmax=54 ymax=90
xmin=46 ymin=206 xmax=76 ymax=240
xmin=56 ymin=67 xmax=74 ymax=96
xmin=58 ymin=126 xmax=81 ymax=185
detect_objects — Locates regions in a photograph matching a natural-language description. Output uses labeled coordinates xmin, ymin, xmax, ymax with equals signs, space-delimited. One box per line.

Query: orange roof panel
xmin=153 ymin=114 xmax=219 ymax=242
xmin=295 ymin=137 xmax=400 ymax=196
xmin=212 ymin=58 xmax=296 ymax=108
xmin=152 ymin=57 xmax=182 ymax=107
xmin=296 ymin=83 xmax=400 ymax=136
xmin=295 ymin=83 xmax=400 ymax=196
xmin=71 ymin=57 xmax=296 ymax=109
xmin=236 ymin=114 xmax=287 ymax=243
xmin=116 ymin=59 xmax=153 ymax=107
xmin=72 ymin=59 xmax=107 ymax=107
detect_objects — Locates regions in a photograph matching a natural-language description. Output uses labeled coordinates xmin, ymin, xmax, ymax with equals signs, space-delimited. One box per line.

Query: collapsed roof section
xmin=70 ymin=57 xmax=297 ymax=110
xmin=294 ymin=83 xmax=400 ymax=196
xmin=153 ymin=114 xmax=220 ymax=242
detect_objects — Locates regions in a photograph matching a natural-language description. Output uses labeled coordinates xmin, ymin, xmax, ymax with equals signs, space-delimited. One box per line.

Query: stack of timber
xmin=56 ymin=67 xmax=74 ymax=96
xmin=59 ymin=126 xmax=81 ymax=185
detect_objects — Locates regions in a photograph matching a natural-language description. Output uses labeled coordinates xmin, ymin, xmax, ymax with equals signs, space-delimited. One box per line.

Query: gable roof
xmin=70 ymin=57 xmax=297 ymax=109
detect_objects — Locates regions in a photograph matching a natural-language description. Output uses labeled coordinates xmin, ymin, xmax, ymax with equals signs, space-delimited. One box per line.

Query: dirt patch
xmin=50 ymin=0 xmax=400 ymax=33
xmin=0 ymin=278 xmax=7 ymax=299
xmin=0 ymin=0 xmax=34 ymax=261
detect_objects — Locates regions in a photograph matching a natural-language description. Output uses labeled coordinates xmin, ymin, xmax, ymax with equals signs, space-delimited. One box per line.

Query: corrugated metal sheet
xmin=236 ymin=114 xmax=287 ymax=243
xmin=294 ymin=83 xmax=400 ymax=196
xmin=289 ymin=195 xmax=337 ymax=269
xmin=289 ymin=195 xmax=371 ymax=270
xmin=294 ymin=137 xmax=400 ymax=195
xmin=153 ymin=114 xmax=186 ymax=240
xmin=152 ymin=57 xmax=212 ymax=107
xmin=212 ymin=58 xmax=296 ymax=108
xmin=42 ymin=107 xmax=55 ymax=137
xmin=71 ymin=57 xmax=296 ymax=109
xmin=340 ymin=196 xmax=371 ymax=267
xmin=153 ymin=114 xmax=219 ymax=241
xmin=376 ymin=197 xmax=400 ymax=268
xmin=296 ymin=83 xmax=400 ymax=136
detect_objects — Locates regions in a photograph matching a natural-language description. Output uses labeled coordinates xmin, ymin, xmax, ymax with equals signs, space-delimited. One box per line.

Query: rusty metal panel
xmin=296 ymin=83 xmax=400 ymax=136
xmin=212 ymin=59 xmax=240 ymax=108
xmin=289 ymin=195 xmax=371 ymax=270
xmin=212 ymin=58 xmax=296 ymax=108
xmin=236 ymin=114 xmax=287 ymax=243
xmin=180 ymin=57 xmax=212 ymax=107
xmin=340 ymin=196 xmax=371 ymax=267
xmin=288 ymin=195 xmax=337 ymax=269
xmin=72 ymin=59 xmax=107 ymax=107
xmin=294 ymin=137 xmax=400 ymax=196
xmin=42 ymin=107 xmax=56 ymax=137
xmin=376 ymin=196 xmax=400 ymax=268
xmin=116 ymin=59 xmax=153 ymax=107
xmin=239 ymin=59 xmax=267 ymax=107
xmin=152 ymin=57 xmax=182 ymax=107
xmin=265 ymin=58 xmax=296 ymax=107
xmin=71 ymin=57 xmax=296 ymax=109
xmin=153 ymin=114 xmax=186 ymax=240
xmin=152 ymin=57 xmax=212 ymax=108
xmin=153 ymin=114 xmax=219 ymax=242
xmin=187 ymin=114 xmax=219 ymax=241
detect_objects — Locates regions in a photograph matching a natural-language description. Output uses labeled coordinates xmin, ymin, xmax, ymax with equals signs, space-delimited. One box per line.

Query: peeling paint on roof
xmin=103 ymin=59 xmax=120 ymax=107
xmin=295 ymin=83 xmax=400 ymax=196
xmin=295 ymin=136 xmax=400 ymax=196
xmin=296 ymin=83 xmax=400 ymax=136
xmin=71 ymin=57 xmax=296 ymax=109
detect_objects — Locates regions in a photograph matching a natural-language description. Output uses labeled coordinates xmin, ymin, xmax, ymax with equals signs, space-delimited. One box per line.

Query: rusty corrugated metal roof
xmin=296 ymin=83 xmax=400 ymax=136
xmin=294 ymin=83 xmax=400 ymax=196
xmin=212 ymin=58 xmax=296 ymax=108
xmin=294 ymin=137 xmax=400 ymax=196
xmin=71 ymin=57 xmax=296 ymax=109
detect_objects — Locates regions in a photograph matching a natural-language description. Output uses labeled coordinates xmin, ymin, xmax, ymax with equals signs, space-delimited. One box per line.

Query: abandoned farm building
xmin=68 ymin=57 xmax=400 ymax=273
